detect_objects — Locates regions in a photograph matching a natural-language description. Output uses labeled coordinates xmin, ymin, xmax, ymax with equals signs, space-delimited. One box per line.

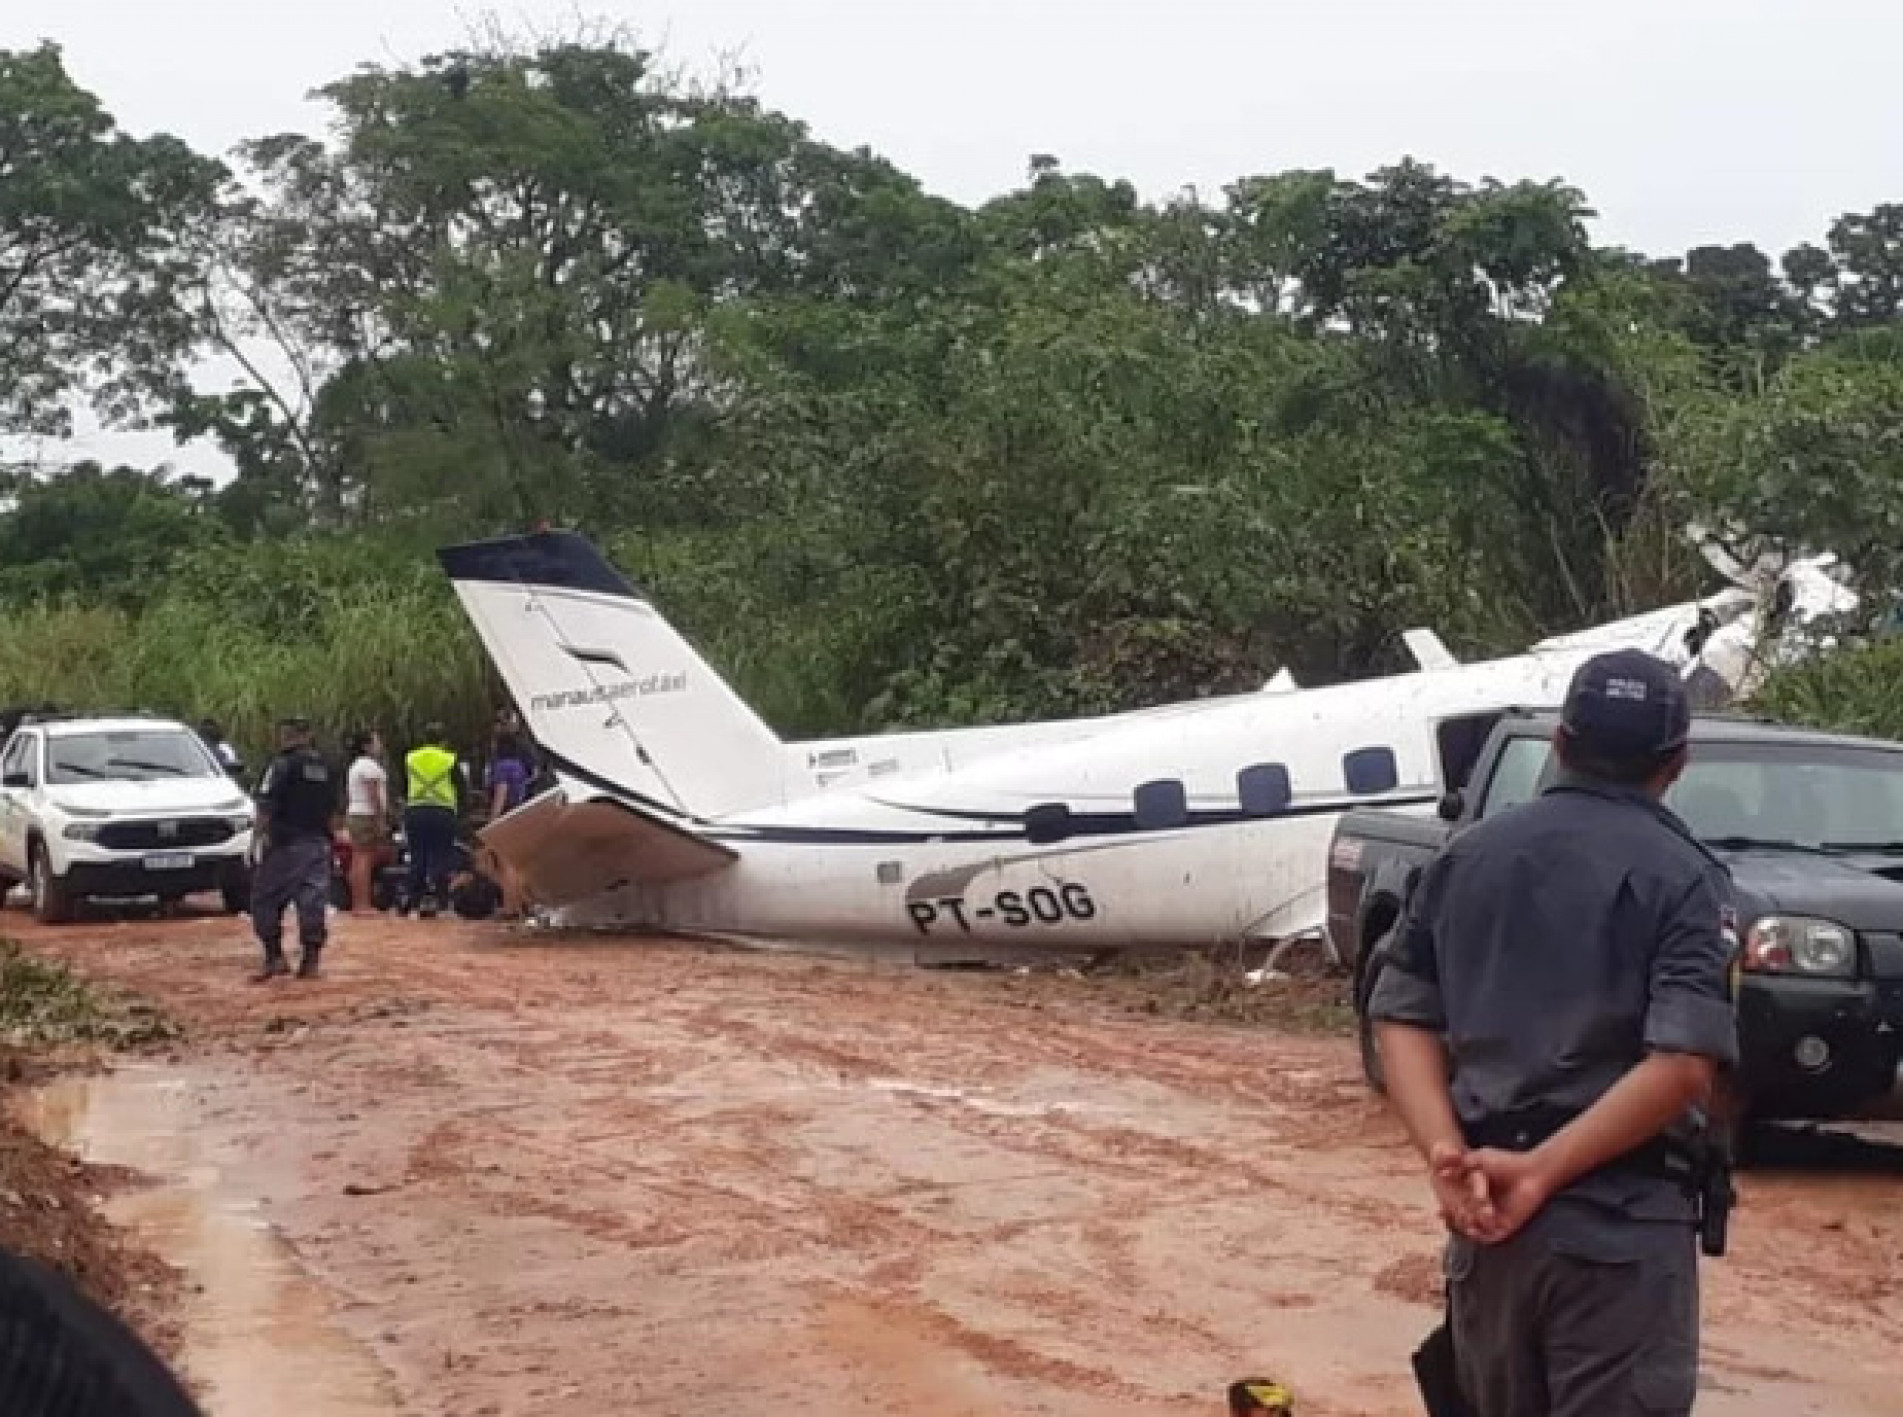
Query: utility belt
xmin=1459 ymin=1104 xmax=1734 ymax=1258
xmin=1411 ymin=1105 xmax=1738 ymax=1417
xmin=1462 ymin=1107 xmax=1681 ymax=1182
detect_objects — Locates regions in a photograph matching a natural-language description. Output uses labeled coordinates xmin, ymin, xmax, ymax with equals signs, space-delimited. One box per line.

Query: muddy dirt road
xmin=6 ymin=906 xmax=1903 ymax=1416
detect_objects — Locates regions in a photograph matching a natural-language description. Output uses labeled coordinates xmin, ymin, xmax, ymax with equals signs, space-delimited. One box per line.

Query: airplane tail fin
xmin=439 ymin=530 xmax=791 ymax=821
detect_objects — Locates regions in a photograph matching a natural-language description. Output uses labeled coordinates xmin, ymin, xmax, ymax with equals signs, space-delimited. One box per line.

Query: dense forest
xmin=4 ymin=33 xmax=1902 ymax=759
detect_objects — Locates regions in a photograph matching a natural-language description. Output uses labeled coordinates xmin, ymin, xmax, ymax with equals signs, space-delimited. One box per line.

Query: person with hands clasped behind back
xmin=1369 ymin=649 xmax=1740 ymax=1417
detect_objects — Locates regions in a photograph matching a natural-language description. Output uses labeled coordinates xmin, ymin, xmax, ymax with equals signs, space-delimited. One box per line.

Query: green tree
xmin=184 ymin=37 xmax=970 ymax=538
xmin=0 ymin=43 xmax=224 ymax=436
xmin=1646 ymin=243 xmax=1804 ymax=368
xmin=0 ymin=462 xmax=220 ymax=607
xmin=1664 ymin=346 xmax=1903 ymax=610
xmin=1825 ymin=205 xmax=1903 ymax=330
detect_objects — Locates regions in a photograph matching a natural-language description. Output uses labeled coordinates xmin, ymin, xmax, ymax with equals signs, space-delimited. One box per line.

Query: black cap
xmin=1560 ymin=649 xmax=1690 ymax=764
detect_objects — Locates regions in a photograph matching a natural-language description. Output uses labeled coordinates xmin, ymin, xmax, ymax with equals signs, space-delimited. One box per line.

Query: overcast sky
xmin=9 ymin=0 xmax=1902 ymax=477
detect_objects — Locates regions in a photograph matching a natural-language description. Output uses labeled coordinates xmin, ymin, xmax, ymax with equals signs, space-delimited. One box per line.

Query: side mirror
xmin=1 ymin=771 xmax=30 ymax=790
xmin=1435 ymin=790 xmax=1465 ymax=823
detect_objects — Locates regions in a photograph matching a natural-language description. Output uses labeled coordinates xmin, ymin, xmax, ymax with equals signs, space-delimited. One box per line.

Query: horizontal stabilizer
xmin=1402 ymin=628 xmax=1458 ymax=672
xmin=482 ymin=785 xmax=736 ymax=908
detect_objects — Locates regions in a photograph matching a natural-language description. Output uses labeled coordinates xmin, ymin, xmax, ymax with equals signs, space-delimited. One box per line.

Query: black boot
xmin=251 ymin=952 xmax=290 ymax=983
xmin=295 ymin=947 xmax=322 ymax=980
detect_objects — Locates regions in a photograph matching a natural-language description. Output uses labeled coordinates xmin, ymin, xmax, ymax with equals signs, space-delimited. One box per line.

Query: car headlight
xmin=61 ymin=823 xmax=103 ymax=842
xmin=1744 ymin=915 xmax=1856 ymax=978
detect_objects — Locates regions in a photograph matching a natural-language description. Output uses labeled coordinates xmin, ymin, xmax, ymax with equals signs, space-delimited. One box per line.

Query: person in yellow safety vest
xmin=401 ymin=723 xmax=465 ymax=920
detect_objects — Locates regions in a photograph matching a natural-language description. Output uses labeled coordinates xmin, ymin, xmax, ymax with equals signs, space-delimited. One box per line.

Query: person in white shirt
xmin=342 ymin=730 xmax=393 ymax=914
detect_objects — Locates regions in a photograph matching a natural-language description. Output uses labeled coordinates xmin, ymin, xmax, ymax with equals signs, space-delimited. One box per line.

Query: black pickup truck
xmin=1329 ymin=708 xmax=1903 ymax=1124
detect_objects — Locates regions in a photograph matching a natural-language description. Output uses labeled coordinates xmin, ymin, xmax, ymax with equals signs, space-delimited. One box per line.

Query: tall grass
xmin=5 ymin=533 xmax=1899 ymax=772
xmin=0 ymin=582 xmax=500 ymax=765
xmin=0 ymin=527 xmax=857 ymax=764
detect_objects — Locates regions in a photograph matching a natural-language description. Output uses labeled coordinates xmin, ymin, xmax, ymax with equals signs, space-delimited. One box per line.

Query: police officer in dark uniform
xmin=1370 ymin=649 xmax=1738 ymax=1417
xmin=250 ymin=716 xmax=341 ymax=981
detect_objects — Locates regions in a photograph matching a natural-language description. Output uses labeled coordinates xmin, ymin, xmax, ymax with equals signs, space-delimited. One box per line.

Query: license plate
xmin=143 ymin=852 xmax=194 ymax=871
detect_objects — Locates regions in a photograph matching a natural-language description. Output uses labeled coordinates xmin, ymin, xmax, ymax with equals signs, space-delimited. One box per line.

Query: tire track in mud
xmin=9 ymin=910 xmax=1903 ymax=1416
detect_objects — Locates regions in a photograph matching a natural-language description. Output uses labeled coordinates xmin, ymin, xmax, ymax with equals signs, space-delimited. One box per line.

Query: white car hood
xmin=46 ymin=778 xmax=248 ymax=817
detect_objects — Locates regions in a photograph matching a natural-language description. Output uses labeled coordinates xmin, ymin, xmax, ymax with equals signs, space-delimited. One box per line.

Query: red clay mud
xmin=4 ymin=903 xmax=1900 ymax=1415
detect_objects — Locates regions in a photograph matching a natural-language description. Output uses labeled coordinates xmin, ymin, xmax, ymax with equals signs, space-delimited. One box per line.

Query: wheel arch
xmin=1351 ymin=875 xmax=1414 ymax=1001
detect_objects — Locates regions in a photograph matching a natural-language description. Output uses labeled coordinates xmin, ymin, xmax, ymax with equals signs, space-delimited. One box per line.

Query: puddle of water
xmin=17 ymin=1067 xmax=398 ymax=1417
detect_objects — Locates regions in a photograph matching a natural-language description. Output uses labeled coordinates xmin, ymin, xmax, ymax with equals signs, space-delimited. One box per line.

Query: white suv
xmin=0 ymin=714 xmax=256 ymax=923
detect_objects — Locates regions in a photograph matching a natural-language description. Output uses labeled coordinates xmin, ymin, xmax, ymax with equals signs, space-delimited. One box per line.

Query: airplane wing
xmin=480 ymin=783 xmax=737 ymax=908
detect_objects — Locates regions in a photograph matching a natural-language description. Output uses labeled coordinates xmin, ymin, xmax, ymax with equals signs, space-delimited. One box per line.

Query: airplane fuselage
xmin=550 ymin=646 xmax=1597 ymax=952
xmin=443 ymin=527 xmax=1850 ymax=957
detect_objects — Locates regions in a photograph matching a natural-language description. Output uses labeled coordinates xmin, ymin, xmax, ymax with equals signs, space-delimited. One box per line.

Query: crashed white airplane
xmin=440 ymin=531 xmax=1853 ymax=957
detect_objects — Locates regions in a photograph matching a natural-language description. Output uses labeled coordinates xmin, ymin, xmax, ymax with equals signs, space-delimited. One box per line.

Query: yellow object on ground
xmin=1228 ymin=1378 xmax=1294 ymax=1414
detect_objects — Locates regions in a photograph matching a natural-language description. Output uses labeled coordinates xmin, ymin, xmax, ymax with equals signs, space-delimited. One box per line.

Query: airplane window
xmin=1025 ymin=803 xmax=1073 ymax=844
xmin=1344 ymin=746 xmax=1400 ymax=795
xmin=1134 ymin=779 xmax=1188 ymax=830
xmin=1238 ymin=763 xmax=1292 ymax=817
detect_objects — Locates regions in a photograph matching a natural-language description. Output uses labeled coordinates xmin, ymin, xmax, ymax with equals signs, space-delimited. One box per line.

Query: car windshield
xmin=1483 ymin=736 xmax=1903 ymax=851
xmin=46 ymin=730 xmax=219 ymax=784
xmin=1668 ymin=743 xmax=1903 ymax=851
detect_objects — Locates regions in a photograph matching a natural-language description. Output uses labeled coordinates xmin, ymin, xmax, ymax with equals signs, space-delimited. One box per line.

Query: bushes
xmin=0 ymin=540 xmax=499 ymax=764
xmin=1751 ymin=637 xmax=1903 ymax=741
xmin=0 ymin=524 xmax=866 ymax=756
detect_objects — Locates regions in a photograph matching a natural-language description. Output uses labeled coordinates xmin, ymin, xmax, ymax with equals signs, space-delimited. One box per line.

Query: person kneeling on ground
xmin=250 ymin=716 xmax=342 ymax=981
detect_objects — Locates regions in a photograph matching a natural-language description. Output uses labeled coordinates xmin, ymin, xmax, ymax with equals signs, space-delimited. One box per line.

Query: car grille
xmin=95 ymin=818 xmax=234 ymax=851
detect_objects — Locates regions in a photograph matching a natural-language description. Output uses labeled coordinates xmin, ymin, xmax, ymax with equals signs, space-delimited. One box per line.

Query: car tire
xmin=219 ymin=863 xmax=252 ymax=917
xmin=1356 ymin=953 xmax=1388 ymax=1095
xmin=28 ymin=842 xmax=74 ymax=925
